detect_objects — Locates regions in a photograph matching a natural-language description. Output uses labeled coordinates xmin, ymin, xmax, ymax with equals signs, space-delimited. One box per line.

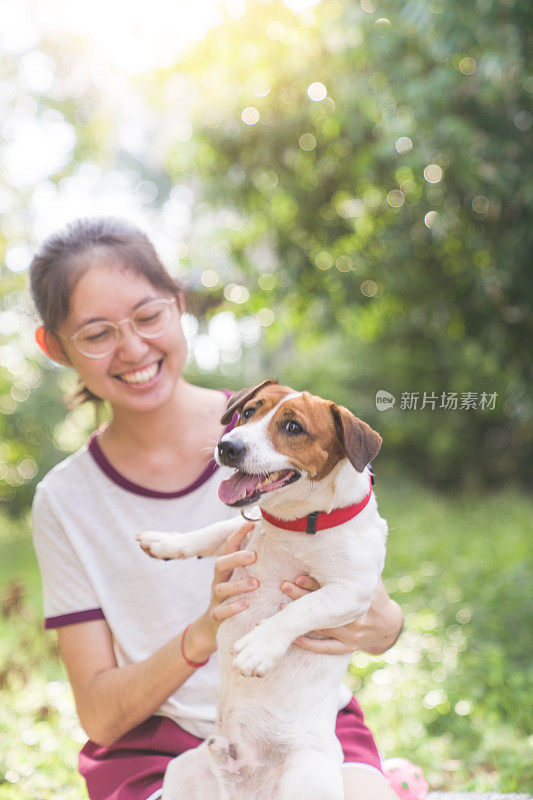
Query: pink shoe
xmin=382 ymin=758 xmax=429 ymax=800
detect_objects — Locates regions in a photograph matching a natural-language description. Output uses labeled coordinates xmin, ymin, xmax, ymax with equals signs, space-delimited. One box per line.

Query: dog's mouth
xmin=218 ymin=468 xmax=301 ymax=507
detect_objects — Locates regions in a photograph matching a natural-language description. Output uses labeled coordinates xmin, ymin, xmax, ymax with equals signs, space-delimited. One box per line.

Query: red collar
xmin=260 ymin=478 xmax=373 ymax=534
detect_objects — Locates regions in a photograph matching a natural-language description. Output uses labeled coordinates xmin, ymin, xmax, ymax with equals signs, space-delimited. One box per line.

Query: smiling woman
xmin=27 ymin=216 xmax=402 ymax=800
xmin=30 ymin=217 xmax=184 ymax=405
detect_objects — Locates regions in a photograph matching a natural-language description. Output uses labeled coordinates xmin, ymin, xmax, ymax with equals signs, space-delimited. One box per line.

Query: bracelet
xmin=180 ymin=623 xmax=209 ymax=668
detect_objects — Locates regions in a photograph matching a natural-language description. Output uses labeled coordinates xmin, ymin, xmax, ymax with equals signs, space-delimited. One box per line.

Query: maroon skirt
xmin=79 ymin=697 xmax=382 ymax=800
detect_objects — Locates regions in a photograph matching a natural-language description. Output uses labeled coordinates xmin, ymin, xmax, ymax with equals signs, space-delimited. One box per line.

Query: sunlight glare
xmin=37 ymin=0 xmax=221 ymax=74
xmin=283 ymin=0 xmax=322 ymax=10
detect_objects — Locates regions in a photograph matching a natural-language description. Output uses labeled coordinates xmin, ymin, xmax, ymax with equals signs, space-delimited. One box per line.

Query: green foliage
xmin=0 ymin=278 xmax=64 ymax=515
xmin=353 ymin=480 xmax=533 ymax=792
xmin=168 ymin=0 xmax=533 ymax=488
xmin=0 ymin=517 xmax=86 ymax=799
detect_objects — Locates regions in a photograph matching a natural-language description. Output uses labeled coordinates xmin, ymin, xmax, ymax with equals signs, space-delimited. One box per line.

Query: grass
xmin=0 ymin=481 xmax=532 ymax=797
xmin=354 ymin=479 xmax=533 ymax=793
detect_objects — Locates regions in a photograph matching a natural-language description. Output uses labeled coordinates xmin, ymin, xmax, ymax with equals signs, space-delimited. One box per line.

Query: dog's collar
xmin=257 ymin=478 xmax=373 ymax=534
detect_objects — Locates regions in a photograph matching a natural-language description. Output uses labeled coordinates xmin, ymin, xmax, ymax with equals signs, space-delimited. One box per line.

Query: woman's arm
xmin=280 ymin=577 xmax=402 ymax=656
xmin=59 ymin=522 xmax=256 ymax=747
xmin=58 ymin=616 xmax=203 ymax=748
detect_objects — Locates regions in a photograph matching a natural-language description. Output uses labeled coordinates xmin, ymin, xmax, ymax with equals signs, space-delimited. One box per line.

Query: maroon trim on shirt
xmin=45 ymin=608 xmax=105 ymax=629
xmin=87 ymin=391 xmax=236 ymax=499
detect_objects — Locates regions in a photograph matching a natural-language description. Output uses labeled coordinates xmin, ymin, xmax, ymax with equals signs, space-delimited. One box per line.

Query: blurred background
xmin=0 ymin=0 xmax=532 ymax=796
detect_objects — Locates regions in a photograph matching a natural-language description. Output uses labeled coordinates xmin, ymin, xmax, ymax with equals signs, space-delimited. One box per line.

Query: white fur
xmin=137 ymin=398 xmax=388 ymax=800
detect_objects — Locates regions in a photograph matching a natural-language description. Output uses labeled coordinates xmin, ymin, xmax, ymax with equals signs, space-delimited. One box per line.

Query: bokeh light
xmin=361 ymin=280 xmax=378 ymax=297
xmin=424 ymin=210 xmax=439 ymax=228
xmin=375 ymin=18 xmax=391 ymax=35
xmin=200 ymin=269 xmax=219 ymax=288
xmin=299 ymin=133 xmax=317 ymax=151
xmin=256 ymin=308 xmax=275 ymax=326
xmin=258 ymin=273 xmax=276 ymax=290
xmin=336 ymin=196 xmax=365 ymax=218
xmin=307 ymin=82 xmax=328 ymax=102
xmin=387 ymin=189 xmax=405 ymax=208
xmin=459 ymin=57 xmax=476 ymax=75
xmin=423 ymin=164 xmax=443 ymax=184
xmin=472 ymin=195 xmax=489 ymax=214
xmin=315 ymin=251 xmax=334 ymax=270
xmin=336 ymin=255 xmax=353 ymax=272
xmin=267 ymin=21 xmax=286 ymax=42
xmin=395 ymin=136 xmax=413 ymax=154
xmin=223 ymin=283 xmax=250 ymax=303
xmin=241 ymin=107 xmax=260 ymax=125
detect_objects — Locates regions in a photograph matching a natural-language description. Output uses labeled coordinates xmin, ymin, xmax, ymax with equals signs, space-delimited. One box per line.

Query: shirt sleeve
xmin=32 ymin=483 xmax=105 ymax=629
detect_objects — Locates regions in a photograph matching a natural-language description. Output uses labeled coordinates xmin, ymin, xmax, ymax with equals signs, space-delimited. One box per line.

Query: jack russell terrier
xmin=137 ymin=379 xmax=388 ymax=800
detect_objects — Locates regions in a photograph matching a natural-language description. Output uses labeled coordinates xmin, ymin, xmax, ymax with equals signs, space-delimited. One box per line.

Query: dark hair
xmin=29 ymin=217 xmax=182 ymax=405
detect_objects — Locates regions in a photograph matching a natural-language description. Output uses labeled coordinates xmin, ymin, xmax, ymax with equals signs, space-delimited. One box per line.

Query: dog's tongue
xmin=219 ymin=472 xmax=261 ymax=505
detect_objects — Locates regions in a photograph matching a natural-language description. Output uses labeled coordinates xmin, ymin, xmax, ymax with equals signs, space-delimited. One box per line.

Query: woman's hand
xmin=185 ymin=521 xmax=258 ymax=662
xmin=280 ymin=576 xmax=402 ymax=656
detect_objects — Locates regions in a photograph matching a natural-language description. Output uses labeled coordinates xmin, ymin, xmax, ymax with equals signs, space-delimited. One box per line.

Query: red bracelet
xmin=180 ymin=623 xmax=209 ymax=668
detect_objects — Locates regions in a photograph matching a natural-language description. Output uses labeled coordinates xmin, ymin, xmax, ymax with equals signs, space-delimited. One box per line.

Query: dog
xmin=137 ymin=380 xmax=388 ymax=800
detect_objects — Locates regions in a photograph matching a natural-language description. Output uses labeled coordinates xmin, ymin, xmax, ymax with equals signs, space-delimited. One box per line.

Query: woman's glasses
xmin=68 ymin=297 xmax=177 ymax=358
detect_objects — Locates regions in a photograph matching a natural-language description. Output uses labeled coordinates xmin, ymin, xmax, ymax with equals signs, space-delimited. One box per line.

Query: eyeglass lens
xmin=74 ymin=299 xmax=173 ymax=357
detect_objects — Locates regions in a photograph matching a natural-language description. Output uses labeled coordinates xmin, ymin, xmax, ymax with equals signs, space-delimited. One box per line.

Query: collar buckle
xmin=306 ymin=511 xmax=319 ymax=534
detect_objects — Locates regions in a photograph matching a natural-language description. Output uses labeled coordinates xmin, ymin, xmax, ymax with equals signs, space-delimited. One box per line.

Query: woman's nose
xmin=115 ymin=321 xmax=150 ymax=358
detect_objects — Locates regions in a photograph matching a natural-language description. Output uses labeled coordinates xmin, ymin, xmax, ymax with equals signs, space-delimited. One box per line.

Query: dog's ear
xmin=330 ymin=404 xmax=382 ymax=473
xmin=220 ymin=380 xmax=280 ymax=425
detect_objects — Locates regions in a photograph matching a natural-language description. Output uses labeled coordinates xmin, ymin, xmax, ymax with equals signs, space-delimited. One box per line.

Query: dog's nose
xmin=217 ymin=439 xmax=248 ymax=467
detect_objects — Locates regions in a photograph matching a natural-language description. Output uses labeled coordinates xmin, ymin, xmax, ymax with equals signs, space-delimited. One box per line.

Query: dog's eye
xmin=241 ymin=406 xmax=255 ymax=421
xmin=283 ymin=420 xmax=304 ymax=435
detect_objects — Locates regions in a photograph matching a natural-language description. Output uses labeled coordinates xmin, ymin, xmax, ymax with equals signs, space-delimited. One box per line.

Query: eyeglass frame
xmin=61 ymin=296 xmax=178 ymax=359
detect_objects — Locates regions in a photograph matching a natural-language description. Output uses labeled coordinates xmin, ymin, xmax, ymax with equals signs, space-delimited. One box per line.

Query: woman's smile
xmin=115 ymin=359 xmax=163 ymax=387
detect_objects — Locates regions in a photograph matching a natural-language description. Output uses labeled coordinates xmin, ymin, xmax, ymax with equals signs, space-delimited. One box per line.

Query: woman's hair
xmin=29 ymin=217 xmax=182 ymax=405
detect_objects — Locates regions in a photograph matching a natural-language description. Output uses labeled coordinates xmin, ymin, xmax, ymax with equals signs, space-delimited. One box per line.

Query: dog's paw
xmin=136 ymin=531 xmax=198 ymax=560
xmin=232 ymin=627 xmax=288 ymax=677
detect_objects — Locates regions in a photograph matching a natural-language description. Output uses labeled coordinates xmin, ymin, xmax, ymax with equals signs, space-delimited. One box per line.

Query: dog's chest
xmin=223 ymin=525 xmax=327 ymax=636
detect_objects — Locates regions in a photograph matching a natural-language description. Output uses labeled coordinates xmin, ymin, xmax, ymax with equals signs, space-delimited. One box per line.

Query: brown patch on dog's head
xmin=265 ymin=392 xmax=343 ymax=480
xmin=221 ymin=380 xmax=287 ymax=425
xmin=265 ymin=392 xmax=382 ymax=479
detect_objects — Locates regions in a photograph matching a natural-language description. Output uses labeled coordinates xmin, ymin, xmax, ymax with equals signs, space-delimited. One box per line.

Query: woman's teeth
xmin=119 ymin=362 xmax=160 ymax=385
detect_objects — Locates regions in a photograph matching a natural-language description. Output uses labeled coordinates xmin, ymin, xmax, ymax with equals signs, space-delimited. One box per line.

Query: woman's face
xmin=56 ymin=261 xmax=187 ymax=415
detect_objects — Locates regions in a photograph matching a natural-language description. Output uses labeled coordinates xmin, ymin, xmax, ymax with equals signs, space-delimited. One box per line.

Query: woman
xmin=30 ymin=217 xmax=402 ymax=800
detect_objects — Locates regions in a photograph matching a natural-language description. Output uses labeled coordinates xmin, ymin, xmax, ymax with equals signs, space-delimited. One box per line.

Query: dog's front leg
xmin=232 ymin=574 xmax=378 ymax=677
xmin=136 ymin=516 xmax=244 ymax=560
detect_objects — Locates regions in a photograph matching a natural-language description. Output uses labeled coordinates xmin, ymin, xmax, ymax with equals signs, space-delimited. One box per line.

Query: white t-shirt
xmin=32 ymin=433 xmax=237 ymax=739
xmin=33 ymin=432 xmax=352 ymax=741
